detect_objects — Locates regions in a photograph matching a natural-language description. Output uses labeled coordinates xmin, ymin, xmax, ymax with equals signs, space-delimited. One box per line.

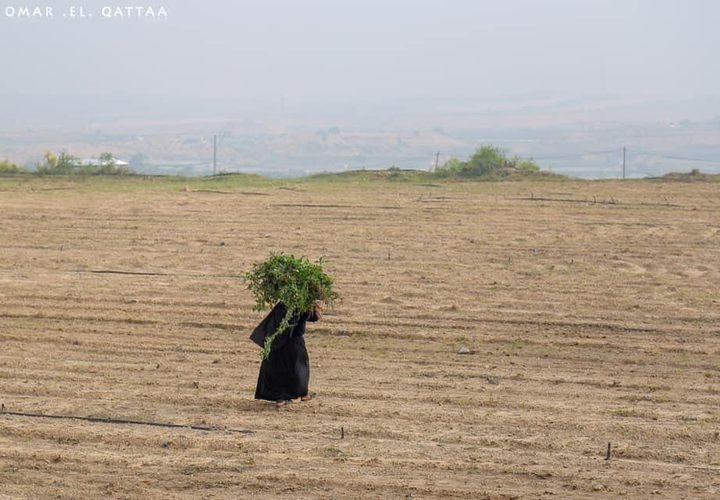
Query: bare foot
xmin=275 ymin=400 xmax=289 ymax=409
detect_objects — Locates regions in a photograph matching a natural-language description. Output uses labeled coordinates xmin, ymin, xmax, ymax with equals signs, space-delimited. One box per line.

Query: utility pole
xmin=622 ymin=146 xmax=626 ymax=180
xmin=434 ymin=152 xmax=440 ymax=171
xmin=213 ymin=135 xmax=217 ymax=175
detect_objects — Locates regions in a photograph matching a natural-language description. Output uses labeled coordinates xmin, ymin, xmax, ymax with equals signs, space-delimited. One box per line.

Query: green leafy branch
xmin=245 ymin=253 xmax=339 ymax=360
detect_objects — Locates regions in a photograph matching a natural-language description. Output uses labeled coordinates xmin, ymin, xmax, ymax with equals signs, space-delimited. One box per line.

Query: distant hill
xmin=651 ymin=170 xmax=720 ymax=182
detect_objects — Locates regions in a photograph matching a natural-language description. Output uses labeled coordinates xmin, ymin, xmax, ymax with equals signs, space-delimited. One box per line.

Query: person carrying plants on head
xmin=245 ymin=254 xmax=338 ymax=409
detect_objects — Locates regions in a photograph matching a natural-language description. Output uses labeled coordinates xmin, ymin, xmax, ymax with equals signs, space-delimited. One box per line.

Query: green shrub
xmin=0 ymin=160 xmax=24 ymax=174
xmin=36 ymin=151 xmax=131 ymax=175
xmin=515 ymin=157 xmax=541 ymax=173
xmin=36 ymin=151 xmax=78 ymax=175
xmin=435 ymin=145 xmax=541 ymax=179
xmin=90 ymin=152 xmax=130 ymax=175
xmin=463 ymin=145 xmax=506 ymax=178
xmin=434 ymin=157 xmax=463 ymax=177
xmin=93 ymin=163 xmax=130 ymax=175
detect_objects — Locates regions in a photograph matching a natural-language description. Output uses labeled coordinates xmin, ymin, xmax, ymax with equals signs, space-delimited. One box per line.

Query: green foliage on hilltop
xmin=435 ymin=145 xmax=541 ymax=179
xmin=0 ymin=159 xmax=25 ymax=174
xmin=36 ymin=152 xmax=78 ymax=175
xmin=307 ymin=169 xmax=433 ymax=183
xmin=92 ymin=152 xmax=131 ymax=175
xmin=651 ymin=169 xmax=720 ymax=182
xmin=37 ymin=151 xmax=131 ymax=175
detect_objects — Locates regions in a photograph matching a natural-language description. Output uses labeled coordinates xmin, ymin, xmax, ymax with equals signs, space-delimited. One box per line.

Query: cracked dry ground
xmin=0 ymin=178 xmax=718 ymax=499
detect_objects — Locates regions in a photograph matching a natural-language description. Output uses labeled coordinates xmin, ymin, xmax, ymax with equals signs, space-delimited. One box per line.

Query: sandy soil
xmin=0 ymin=178 xmax=719 ymax=499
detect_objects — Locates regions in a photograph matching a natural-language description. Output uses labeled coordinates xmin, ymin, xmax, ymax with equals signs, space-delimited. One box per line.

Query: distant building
xmin=73 ymin=157 xmax=129 ymax=167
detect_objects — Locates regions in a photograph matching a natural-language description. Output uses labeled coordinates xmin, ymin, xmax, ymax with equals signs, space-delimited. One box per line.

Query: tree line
xmin=0 ymin=152 xmax=131 ymax=175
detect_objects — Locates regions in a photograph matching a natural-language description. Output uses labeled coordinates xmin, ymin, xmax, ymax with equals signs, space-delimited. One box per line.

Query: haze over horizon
xmin=3 ymin=1 xmax=719 ymax=104
xmin=1 ymin=0 xmax=719 ymax=177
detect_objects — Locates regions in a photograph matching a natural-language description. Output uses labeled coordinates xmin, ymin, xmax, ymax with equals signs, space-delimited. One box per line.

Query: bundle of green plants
xmin=245 ymin=253 xmax=339 ymax=359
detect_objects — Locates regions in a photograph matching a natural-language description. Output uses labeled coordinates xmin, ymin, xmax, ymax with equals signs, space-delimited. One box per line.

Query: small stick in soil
xmin=605 ymin=442 xmax=612 ymax=461
xmin=341 ymin=426 xmax=345 ymax=440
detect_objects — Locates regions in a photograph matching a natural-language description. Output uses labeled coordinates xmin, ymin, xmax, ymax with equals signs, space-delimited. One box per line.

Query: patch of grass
xmin=306 ymin=168 xmax=435 ymax=184
xmin=0 ymin=172 xmax=273 ymax=194
xmin=0 ymin=160 xmax=576 ymax=195
xmin=649 ymin=170 xmax=720 ymax=182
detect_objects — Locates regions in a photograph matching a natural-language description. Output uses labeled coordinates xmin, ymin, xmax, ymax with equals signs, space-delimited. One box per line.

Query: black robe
xmin=252 ymin=303 xmax=319 ymax=402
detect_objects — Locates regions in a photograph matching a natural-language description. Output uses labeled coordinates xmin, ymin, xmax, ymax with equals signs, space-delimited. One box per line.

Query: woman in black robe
xmin=252 ymin=302 xmax=322 ymax=408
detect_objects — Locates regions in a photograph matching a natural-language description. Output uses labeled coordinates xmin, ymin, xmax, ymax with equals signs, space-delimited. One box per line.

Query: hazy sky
xmin=1 ymin=0 xmax=719 ymax=105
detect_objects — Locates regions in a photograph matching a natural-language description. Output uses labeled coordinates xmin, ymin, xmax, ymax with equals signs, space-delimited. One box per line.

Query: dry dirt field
xmin=0 ymin=176 xmax=719 ymax=499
